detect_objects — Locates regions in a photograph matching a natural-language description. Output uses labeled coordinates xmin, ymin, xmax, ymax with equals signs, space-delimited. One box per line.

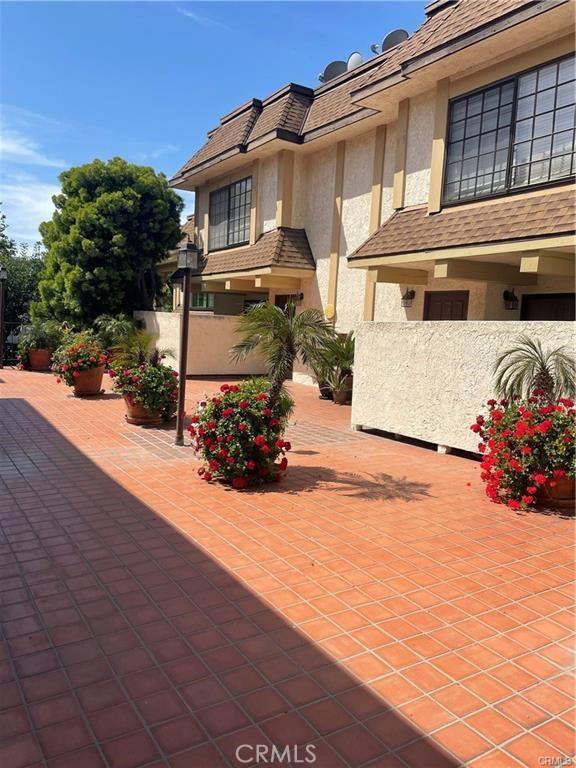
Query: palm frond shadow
xmin=244 ymin=466 xmax=431 ymax=502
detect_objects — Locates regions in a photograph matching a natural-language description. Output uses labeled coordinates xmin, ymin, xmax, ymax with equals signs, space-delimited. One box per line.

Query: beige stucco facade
xmin=352 ymin=321 xmax=574 ymax=453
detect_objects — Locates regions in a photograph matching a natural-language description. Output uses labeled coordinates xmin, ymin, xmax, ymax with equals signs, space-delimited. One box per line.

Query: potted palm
xmin=474 ymin=335 xmax=576 ymax=510
xmin=231 ymin=300 xmax=333 ymax=409
xmin=17 ymin=320 xmax=66 ymax=371
xmin=52 ymin=333 xmax=108 ymax=396
xmin=108 ymin=330 xmax=178 ymax=425
xmin=310 ymin=332 xmax=355 ymax=405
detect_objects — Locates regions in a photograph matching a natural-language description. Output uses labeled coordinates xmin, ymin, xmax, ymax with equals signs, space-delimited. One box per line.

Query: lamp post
xmin=0 ymin=266 xmax=7 ymax=370
xmin=174 ymin=241 xmax=199 ymax=446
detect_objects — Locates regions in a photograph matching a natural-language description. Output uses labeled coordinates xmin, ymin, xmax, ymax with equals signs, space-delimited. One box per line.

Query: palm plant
xmin=230 ymin=300 xmax=333 ymax=407
xmin=493 ymin=335 xmax=575 ymax=401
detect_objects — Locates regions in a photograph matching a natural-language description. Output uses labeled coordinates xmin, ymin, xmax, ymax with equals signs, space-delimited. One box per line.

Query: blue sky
xmin=1 ymin=1 xmax=426 ymax=245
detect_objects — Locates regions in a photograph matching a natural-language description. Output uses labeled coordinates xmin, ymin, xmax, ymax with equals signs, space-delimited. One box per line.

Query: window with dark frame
xmin=208 ymin=177 xmax=252 ymax=250
xmin=443 ymin=54 xmax=576 ymax=204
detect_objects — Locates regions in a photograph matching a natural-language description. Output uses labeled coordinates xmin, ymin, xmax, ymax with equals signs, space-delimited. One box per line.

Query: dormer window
xmin=208 ymin=177 xmax=252 ymax=250
xmin=443 ymin=54 xmax=575 ymax=204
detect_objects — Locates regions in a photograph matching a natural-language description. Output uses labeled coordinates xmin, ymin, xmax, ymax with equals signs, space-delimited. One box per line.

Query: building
xmin=141 ymin=0 xmax=575 ymax=452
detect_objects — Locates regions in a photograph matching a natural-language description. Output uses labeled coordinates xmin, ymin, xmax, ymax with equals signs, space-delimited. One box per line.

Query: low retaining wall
xmin=351 ymin=321 xmax=574 ymax=453
xmin=134 ymin=311 xmax=267 ymax=377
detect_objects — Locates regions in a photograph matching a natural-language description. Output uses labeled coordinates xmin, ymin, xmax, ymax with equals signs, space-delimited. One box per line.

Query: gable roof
xmin=191 ymin=227 xmax=315 ymax=277
xmin=172 ymin=0 xmax=569 ymax=184
xmin=348 ymin=188 xmax=575 ymax=261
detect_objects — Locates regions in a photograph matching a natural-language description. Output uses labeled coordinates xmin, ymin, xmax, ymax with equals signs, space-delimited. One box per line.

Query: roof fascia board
xmin=348 ymin=235 xmax=576 ymax=267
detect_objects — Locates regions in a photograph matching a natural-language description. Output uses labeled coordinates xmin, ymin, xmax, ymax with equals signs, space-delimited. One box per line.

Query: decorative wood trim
xmin=433 ymin=259 xmax=537 ymax=284
xmin=370 ymin=125 xmax=386 ymax=234
xmin=520 ymin=253 xmax=575 ymax=276
xmin=392 ymin=99 xmax=409 ymax=210
xmin=363 ymin=269 xmax=377 ymax=321
xmin=428 ymin=78 xmax=450 ymax=214
xmin=275 ymin=150 xmax=294 ymax=228
xmin=327 ymin=141 xmax=346 ymax=319
xmin=374 ymin=266 xmax=429 ymax=285
xmin=250 ymin=160 xmax=260 ymax=245
xmin=255 ymin=275 xmax=301 ymax=290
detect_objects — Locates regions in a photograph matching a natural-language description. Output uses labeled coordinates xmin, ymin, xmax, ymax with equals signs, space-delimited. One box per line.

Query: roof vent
xmin=424 ymin=0 xmax=458 ymax=18
xmin=370 ymin=29 xmax=409 ymax=56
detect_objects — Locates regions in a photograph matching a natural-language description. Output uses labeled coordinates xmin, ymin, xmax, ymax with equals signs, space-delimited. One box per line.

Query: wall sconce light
xmin=503 ymin=289 xmax=519 ymax=311
xmin=401 ymin=289 xmax=416 ymax=308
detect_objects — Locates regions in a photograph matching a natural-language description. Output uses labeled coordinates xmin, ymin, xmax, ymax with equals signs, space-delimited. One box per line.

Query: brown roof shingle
xmin=348 ymin=189 xmax=576 ymax=260
xmin=172 ymin=0 xmax=568 ymax=181
xmin=193 ymin=227 xmax=315 ymax=276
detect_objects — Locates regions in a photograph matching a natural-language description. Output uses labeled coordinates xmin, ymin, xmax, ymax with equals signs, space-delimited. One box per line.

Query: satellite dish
xmin=347 ymin=51 xmax=363 ymax=71
xmin=319 ymin=60 xmax=347 ymax=83
xmin=381 ymin=29 xmax=409 ymax=52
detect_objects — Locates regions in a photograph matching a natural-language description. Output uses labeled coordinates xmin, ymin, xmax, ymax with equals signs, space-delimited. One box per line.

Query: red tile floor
xmin=0 ymin=369 xmax=574 ymax=767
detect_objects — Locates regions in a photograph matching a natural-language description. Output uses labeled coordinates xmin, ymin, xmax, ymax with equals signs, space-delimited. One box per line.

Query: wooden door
xmin=423 ymin=291 xmax=469 ymax=320
xmin=520 ymin=293 xmax=575 ymax=321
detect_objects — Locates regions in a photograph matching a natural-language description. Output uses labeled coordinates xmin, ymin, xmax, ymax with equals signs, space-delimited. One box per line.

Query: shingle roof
xmin=178 ymin=215 xmax=195 ymax=246
xmin=172 ymin=0 xmax=566 ymax=182
xmin=192 ymin=227 xmax=315 ymax=277
xmin=348 ymin=188 xmax=576 ymax=260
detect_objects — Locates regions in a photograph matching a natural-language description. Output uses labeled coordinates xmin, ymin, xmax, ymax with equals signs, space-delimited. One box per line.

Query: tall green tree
xmin=0 ymin=207 xmax=44 ymax=323
xmin=32 ymin=157 xmax=183 ymax=324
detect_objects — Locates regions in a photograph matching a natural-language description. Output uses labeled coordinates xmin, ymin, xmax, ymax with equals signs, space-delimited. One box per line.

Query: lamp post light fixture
xmin=0 ymin=266 xmax=7 ymax=370
xmin=174 ymin=241 xmax=199 ymax=446
xmin=502 ymin=289 xmax=519 ymax=311
xmin=401 ymin=288 xmax=416 ymax=308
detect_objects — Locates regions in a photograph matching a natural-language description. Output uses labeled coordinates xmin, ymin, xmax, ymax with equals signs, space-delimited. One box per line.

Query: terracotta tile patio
xmin=0 ymin=369 xmax=573 ymax=768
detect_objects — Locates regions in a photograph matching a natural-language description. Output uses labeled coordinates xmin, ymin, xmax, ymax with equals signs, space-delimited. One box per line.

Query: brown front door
xmin=521 ymin=293 xmax=575 ymax=321
xmin=424 ymin=291 xmax=469 ymax=320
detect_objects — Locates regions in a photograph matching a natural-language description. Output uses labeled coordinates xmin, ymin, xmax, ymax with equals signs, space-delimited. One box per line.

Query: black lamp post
xmin=174 ymin=241 xmax=199 ymax=446
xmin=0 ymin=266 xmax=7 ymax=370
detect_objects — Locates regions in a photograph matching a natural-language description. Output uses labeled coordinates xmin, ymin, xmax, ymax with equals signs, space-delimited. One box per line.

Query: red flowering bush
xmin=52 ymin=337 xmax=107 ymax=387
xmin=472 ymin=391 xmax=575 ymax=510
xmin=189 ymin=378 xmax=294 ymax=487
xmin=110 ymin=363 xmax=178 ymax=420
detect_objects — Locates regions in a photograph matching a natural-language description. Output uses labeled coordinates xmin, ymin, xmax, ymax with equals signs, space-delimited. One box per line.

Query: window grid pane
xmin=443 ymin=54 xmax=575 ymax=204
xmin=208 ymin=177 xmax=252 ymax=250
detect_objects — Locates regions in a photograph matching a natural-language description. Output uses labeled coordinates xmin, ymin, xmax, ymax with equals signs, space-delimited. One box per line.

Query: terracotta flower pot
xmin=537 ymin=477 xmax=575 ymax=511
xmin=73 ymin=366 xmax=105 ymax=397
xmin=318 ymin=382 xmax=333 ymax=400
xmin=28 ymin=348 xmax=52 ymax=371
xmin=332 ymin=389 xmax=349 ymax=405
xmin=124 ymin=398 xmax=162 ymax=426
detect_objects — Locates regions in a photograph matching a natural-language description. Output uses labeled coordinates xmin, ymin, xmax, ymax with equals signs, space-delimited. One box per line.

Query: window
xmin=191 ymin=292 xmax=214 ymax=310
xmin=443 ymin=55 xmax=575 ymax=203
xmin=208 ymin=177 xmax=252 ymax=250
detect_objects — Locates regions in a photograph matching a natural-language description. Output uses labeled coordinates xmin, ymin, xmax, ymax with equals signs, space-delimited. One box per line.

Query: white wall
xmin=404 ymin=90 xmax=435 ymax=207
xmin=336 ymin=131 xmax=373 ymax=333
xmin=259 ymin=156 xmax=278 ymax=234
xmin=135 ymin=311 xmax=267 ymax=376
xmin=352 ymin=321 xmax=574 ymax=452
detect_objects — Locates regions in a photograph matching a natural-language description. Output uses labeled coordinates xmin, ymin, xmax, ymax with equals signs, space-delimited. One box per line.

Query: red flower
xmin=492 ymin=410 xmax=504 ymax=421
xmin=553 ymin=469 xmax=566 ymax=479
xmin=247 ymin=460 xmax=256 ymax=470
xmin=220 ymin=384 xmax=230 ymax=392
xmin=508 ymin=459 xmax=522 ymax=471
xmin=535 ymin=419 xmax=552 ymax=434
xmin=487 ymin=399 xmax=497 ymax=407
xmin=521 ymin=495 xmax=534 ymax=505
xmin=520 ymin=446 xmax=532 ymax=455
xmin=197 ymin=467 xmax=205 ymax=476
xmin=279 ymin=457 xmax=288 ymax=471
xmin=226 ymin=435 xmax=234 ymax=442
xmin=283 ymin=441 xmax=291 ymax=451
xmin=254 ymin=435 xmax=266 ymax=446
xmin=238 ymin=422 xmax=247 ymax=431
xmin=507 ymin=499 xmax=521 ymax=509
xmin=203 ymin=472 xmax=212 ymax=481
xmin=212 ymin=397 xmax=222 ymax=405
xmin=260 ymin=445 xmax=270 ymax=454
xmin=527 ymin=486 xmax=537 ymax=494
xmin=72 ymin=371 xmax=80 ymax=378
xmin=533 ymin=473 xmax=546 ymax=484
xmin=269 ymin=418 xmax=279 ymax=427
xmin=229 ymin=385 xmax=239 ymax=393
xmin=256 ymin=393 xmax=268 ymax=401
xmin=239 ymin=400 xmax=249 ymax=409
xmin=221 ymin=408 xmax=234 ymax=418
xmin=470 ymin=424 xmax=482 ymax=433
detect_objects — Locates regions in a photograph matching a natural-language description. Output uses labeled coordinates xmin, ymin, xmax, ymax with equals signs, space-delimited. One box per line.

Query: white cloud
xmin=136 ymin=143 xmax=180 ymax=162
xmin=0 ymin=172 xmax=59 ymax=244
xmin=176 ymin=6 xmax=229 ymax=28
xmin=0 ymin=129 xmax=66 ymax=168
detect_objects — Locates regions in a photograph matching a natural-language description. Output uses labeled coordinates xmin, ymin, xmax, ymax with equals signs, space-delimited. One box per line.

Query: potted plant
xmin=108 ymin=329 xmax=177 ymax=425
xmin=190 ymin=378 xmax=294 ymax=487
xmin=472 ymin=392 xmax=575 ymax=511
xmin=17 ymin=320 xmax=66 ymax=371
xmin=493 ymin=335 xmax=575 ymax=401
xmin=324 ymin=367 xmax=352 ymax=405
xmin=52 ymin=334 xmax=108 ymax=396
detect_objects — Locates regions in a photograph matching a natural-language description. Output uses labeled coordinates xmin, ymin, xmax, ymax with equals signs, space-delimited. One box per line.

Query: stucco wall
xmin=351 ymin=321 xmax=574 ymax=452
xmin=336 ymin=131 xmax=373 ymax=333
xmin=135 ymin=311 xmax=267 ymax=376
xmin=404 ymin=90 xmax=434 ymax=207
xmin=259 ymin=156 xmax=278 ymax=234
